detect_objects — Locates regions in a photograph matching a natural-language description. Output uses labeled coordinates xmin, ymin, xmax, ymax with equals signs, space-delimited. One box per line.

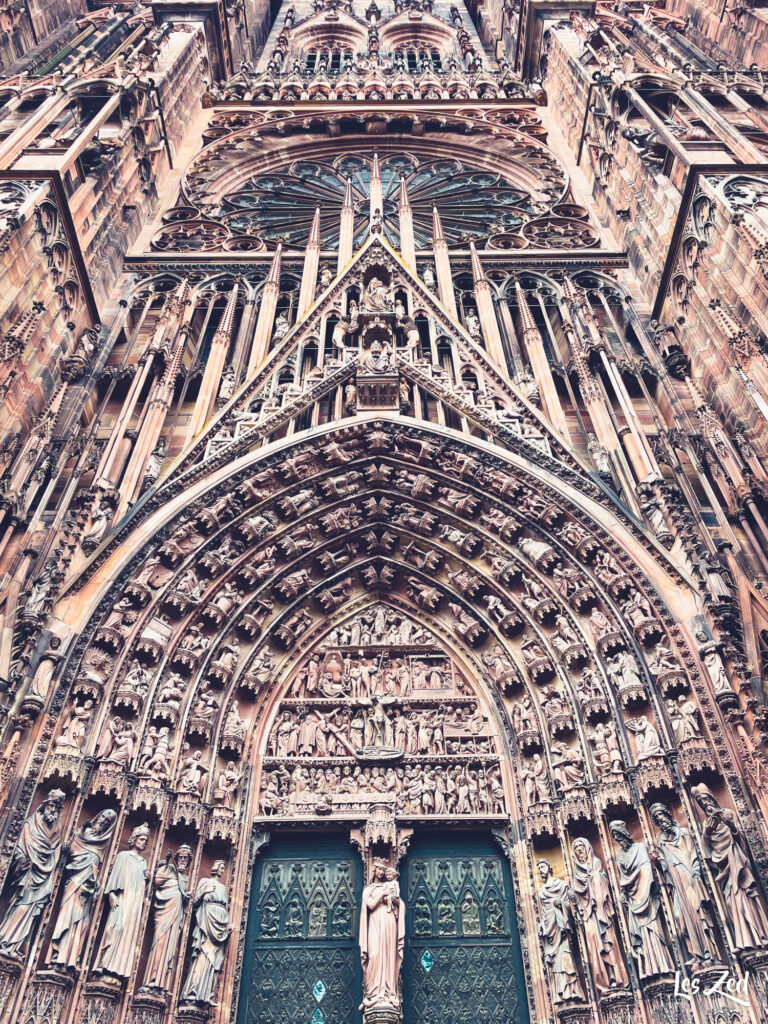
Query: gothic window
xmin=219 ymin=152 xmax=538 ymax=250
xmin=239 ymin=837 xmax=363 ymax=1024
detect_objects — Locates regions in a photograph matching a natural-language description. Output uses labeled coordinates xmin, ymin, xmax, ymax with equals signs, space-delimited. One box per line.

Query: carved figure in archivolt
xmin=95 ymin=823 xmax=151 ymax=979
xmin=649 ymin=803 xmax=719 ymax=965
xmin=360 ymin=859 xmax=405 ymax=1012
xmin=180 ymin=860 xmax=232 ymax=1005
xmin=569 ymin=837 xmax=628 ymax=992
xmin=691 ymin=784 xmax=768 ymax=950
xmin=143 ymin=845 xmax=192 ymax=991
xmin=0 ymin=788 xmax=66 ymax=957
xmin=536 ymin=860 xmax=584 ymax=1002
xmin=48 ymin=809 xmax=118 ymax=968
xmin=609 ymin=820 xmax=673 ymax=979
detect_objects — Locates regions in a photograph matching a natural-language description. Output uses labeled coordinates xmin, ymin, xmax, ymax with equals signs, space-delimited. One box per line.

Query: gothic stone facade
xmin=1 ymin=1 xmax=768 ymax=1024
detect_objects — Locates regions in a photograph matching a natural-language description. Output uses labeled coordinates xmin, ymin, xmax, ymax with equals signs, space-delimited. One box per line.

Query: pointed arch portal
xmin=42 ymin=407 xmax=746 ymax=1024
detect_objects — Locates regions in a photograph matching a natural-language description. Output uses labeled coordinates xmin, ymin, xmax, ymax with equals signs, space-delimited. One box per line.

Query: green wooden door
xmin=401 ymin=833 xmax=530 ymax=1024
xmin=238 ymin=836 xmax=363 ymax=1024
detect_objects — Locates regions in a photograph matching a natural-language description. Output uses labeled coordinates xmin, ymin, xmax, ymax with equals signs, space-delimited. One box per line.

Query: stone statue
xmin=609 ymin=820 xmax=673 ymax=978
xmin=701 ymin=647 xmax=732 ymax=695
xmin=95 ymin=823 xmax=151 ymax=978
xmin=536 ymin=860 xmax=584 ymax=1002
xmin=569 ymin=838 xmax=628 ymax=992
xmin=362 ymin=275 xmax=392 ymax=312
xmin=213 ymin=762 xmax=243 ymax=809
xmin=667 ymin=695 xmax=700 ymax=743
xmin=143 ymin=845 xmax=192 ymax=990
xmin=55 ymin=700 xmax=94 ymax=750
xmin=0 ymin=789 xmax=66 ymax=956
xmin=29 ymin=636 xmax=63 ymax=704
xmin=649 ymin=803 xmax=719 ymax=964
xmin=180 ymin=860 xmax=232 ymax=1004
xmin=359 ymin=859 xmax=405 ymax=1012
xmin=691 ymin=784 xmax=768 ymax=950
xmin=48 ymin=808 xmax=117 ymax=968
xmin=625 ymin=715 xmax=662 ymax=760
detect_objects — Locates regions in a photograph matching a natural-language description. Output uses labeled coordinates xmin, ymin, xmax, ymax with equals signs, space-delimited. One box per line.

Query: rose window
xmin=217 ymin=153 xmax=541 ymax=249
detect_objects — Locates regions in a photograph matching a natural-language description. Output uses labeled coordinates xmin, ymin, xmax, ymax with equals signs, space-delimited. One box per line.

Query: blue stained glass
xmin=313 ymin=980 xmax=326 ymax=1002
xmin=311 ymin=1010 xmax=325 ymax=1024
xmin=420 ymin=949 xmax=435 ymax=972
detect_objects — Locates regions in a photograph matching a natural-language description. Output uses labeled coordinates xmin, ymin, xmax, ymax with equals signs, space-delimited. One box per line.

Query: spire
xmin=338 ymin=178 xmax=355 ymax=273
xmin=469 ymin=240 xmax=486 ymax=284
xmin=514 ymin=281 xmax=537 ymax=334
xmin=398 ymin=175 xmax=416 ymax=269
xmin=298 ymin=207 xmax=322 ymax=318
xmin=308 ymin=205 xmax=321 ymax=246
xmin=266 ymin=242 xmax=282 ymax=286
xmin=370 ymin=150 xmax=383 ymax=226
xmin=214 ymin=278 xmax=240 ymax=343
xmin=248 ymin=246 xmax=283 ymax=376
xmin=431 ymin=205 xmax=457 ymax=319
xmin=398 ymin=175 xmax=411 ymax=212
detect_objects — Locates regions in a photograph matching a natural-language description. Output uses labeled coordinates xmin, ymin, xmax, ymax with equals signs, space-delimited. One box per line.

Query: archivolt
xmin=19 ymin=416 xmax=760 ymax=1024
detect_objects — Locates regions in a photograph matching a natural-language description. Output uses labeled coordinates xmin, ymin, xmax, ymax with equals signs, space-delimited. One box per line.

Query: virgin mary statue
xmin=359 ymin=860 xmax=405 ymax=1011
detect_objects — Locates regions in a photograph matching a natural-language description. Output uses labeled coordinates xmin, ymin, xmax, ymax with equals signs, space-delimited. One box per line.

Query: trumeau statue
xmin=609 ymin=820 xmax=674 ymax=979
xmin=0 ymin=789 xmax=66 ymax=957
xmin=691 ymin=784 xmax=768 ymax=950
xmin=359 ymin=859 xmax=405 ymax=1013
xmin=48 ymin=809 xmax=118 ymax=968
xmin=95 ymin=823 xmax=151 ymax=979
xmin=536 ymin=860 xmax=584 ymax=1002
xmin=180 ymin=860 xmax=232 ymax=1005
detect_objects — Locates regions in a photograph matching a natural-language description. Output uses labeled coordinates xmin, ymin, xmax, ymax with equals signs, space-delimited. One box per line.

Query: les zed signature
xmin=674 ymin=970 xmax=750 ymax=1008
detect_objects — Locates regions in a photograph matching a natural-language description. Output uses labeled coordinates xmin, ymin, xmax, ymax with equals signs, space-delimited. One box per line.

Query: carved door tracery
xmin=401 ymin=834 xmax=528 ymax=1024
xmin=239 ymin=836 xmax=363 ymax=1024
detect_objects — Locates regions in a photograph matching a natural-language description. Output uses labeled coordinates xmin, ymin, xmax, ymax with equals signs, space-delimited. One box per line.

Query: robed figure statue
xmin=48 ymin=809 xmax=118 ymax=967
xmin=180 ymin=860 xmax=232 ymax=1004
xmin=0 ymin=789 xmax=66 ymax=957
xmin=142 ymin=845 xmax=192 ymax=990
xmin=95 ymin=823 xmax=151 ymax=978
xmin=359 ymin=860 xmax=405 ymax=1013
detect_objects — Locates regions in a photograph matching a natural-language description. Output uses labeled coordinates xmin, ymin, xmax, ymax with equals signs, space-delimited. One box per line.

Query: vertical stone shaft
xmin=432 ymin=206 xmax=458 ymax=319
xmin=298 ymin=208 xmax=322 ymax=319
xmin=186 ymin=279 xmax=239 ymax=443
xmin=338 ymin=179 xmax=355 ymax=273
xmin=514 ymin=282 xmax=570 ymax=441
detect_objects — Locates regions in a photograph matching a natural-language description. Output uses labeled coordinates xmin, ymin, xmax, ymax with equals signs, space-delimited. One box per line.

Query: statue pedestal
xmin=363 ymin=1006 xmax=401 ymax=1024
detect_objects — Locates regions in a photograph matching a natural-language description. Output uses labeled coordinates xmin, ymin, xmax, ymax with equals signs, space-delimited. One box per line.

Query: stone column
xmin=96 ymin=279 xmax=189 ymax=487
xmin=514 ymin=282 xmax=570 ymax=440
xmin=186 ymin=279 xmax=239 ymax=443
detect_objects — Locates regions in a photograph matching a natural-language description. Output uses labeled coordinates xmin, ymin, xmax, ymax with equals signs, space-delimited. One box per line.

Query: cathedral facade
xmin=1 ymin=1 xmax=768 ymax=1023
